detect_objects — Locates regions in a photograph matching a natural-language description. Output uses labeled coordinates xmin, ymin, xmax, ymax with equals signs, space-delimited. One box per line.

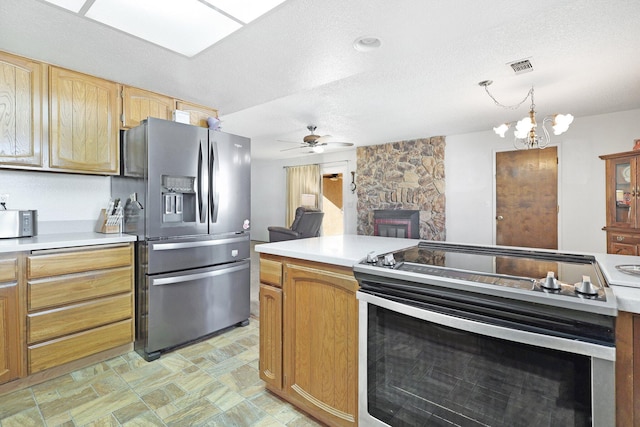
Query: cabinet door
xmin=49 ymin=66 xmax=119 ymax=174
xmin=283 ymin=261 xmax=358 ymax=426
xmin=0 ymin=257 xmax=21 ymax=385
xmin=121 ymin=86 xmax=174 ymax=128
xmin=259 ymin=284 xmax=282 ymax=389
xmin=176 ymin=100 xmax=218 ymax=128
xmin=606 ymin=156 xmax=636 ymax=228
xmin=0 ymin=51 xmax=44 ymax=167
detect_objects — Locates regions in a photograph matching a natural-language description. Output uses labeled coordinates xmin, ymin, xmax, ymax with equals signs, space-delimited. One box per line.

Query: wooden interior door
xmin=496 ymin=147 xmax=558 ymax=250
xmin=322 ymin=173 xmax=344 ymax=235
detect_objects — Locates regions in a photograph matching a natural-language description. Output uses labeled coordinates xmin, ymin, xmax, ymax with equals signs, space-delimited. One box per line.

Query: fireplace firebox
xmin=373 ymin=209 xmax=419 ymax=239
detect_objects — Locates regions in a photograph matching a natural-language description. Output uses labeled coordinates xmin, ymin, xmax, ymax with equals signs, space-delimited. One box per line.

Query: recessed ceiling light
xmin=353 ymin=36 xmax=381 ymax=52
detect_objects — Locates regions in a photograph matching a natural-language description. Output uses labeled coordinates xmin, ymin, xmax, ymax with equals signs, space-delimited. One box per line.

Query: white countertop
xmin=256 ymin=235 xmax=640 ymax=314
xmin=255 ymin=235 xmax=418 ymax=267
xmin=594 ymin=253 xmax=640 ymax=313
xmin=0 ymin=232 xmax=137 ymax=253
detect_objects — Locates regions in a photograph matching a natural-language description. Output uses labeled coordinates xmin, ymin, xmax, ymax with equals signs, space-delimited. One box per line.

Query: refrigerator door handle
xmin=197 ymin=142 xmax=206 ymax=223
xmin=151 ymin=235 xmax=249 ymax=251
xmin=209 ymin=140 xmax=220 ymax=223
xmin=151 ymin=262 xmax=249 ymax=286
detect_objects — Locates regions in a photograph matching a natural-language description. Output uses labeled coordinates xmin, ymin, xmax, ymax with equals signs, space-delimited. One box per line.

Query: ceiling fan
xmin=280 ymin=125 xmax=354 ymax=153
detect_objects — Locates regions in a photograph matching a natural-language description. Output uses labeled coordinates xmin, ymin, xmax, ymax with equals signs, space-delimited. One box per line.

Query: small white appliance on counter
xmin=0 ymin=209 xmax=37 ymax=238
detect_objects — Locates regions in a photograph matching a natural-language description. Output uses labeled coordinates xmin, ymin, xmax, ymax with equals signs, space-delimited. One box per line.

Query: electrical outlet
xmin=0 ymin=194 xmax=9 ymax=205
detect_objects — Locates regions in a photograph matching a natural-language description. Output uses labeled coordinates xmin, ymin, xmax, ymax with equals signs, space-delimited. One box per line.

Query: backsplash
xmin=0 ymin=170 xmax=111 ymax=233
xmin=356 ymin=137 xmax=446 ymax=240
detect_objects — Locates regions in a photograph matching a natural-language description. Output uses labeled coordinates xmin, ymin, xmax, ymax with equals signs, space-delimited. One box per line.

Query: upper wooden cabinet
xmin=176 ymin=100 xmax=218 ymax=128
xmin=121 ymin=86 xmax=174 ymax=129
xmin=0 ymin=51 xmax=45 ymax=168
xmin=600 ymin=150 xmax=640 ymax=254
xmin=49 ymin=66 xmax=119 ymax=174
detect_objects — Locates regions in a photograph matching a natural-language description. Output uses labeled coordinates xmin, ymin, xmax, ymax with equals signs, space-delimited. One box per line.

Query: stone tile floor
xmin=0 ymin=318 xmax=322 ymax=427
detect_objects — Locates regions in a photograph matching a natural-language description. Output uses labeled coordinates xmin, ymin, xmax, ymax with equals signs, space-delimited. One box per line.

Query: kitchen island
xmin=256 ymin=235 xmax=640 ymax=426
xmin=255 ymin=235 xmax=415 ymax=426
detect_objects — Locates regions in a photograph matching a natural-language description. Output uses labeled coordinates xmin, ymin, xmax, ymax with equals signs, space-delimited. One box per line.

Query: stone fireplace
xmin=356 ymin=137 xmax=445 ymax=240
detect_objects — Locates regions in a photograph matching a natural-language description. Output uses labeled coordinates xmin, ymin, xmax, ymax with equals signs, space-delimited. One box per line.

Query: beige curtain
xmin=285 ymin=164 xmax=321 ymax=225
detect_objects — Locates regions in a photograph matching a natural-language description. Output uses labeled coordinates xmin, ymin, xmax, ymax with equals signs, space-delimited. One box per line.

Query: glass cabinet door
xmin=611 ymin=157 xmax=634 ymax=227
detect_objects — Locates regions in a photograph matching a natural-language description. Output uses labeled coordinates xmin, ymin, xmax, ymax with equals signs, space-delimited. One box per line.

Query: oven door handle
xmin=357 ymin=292 xmax=616 ymax=361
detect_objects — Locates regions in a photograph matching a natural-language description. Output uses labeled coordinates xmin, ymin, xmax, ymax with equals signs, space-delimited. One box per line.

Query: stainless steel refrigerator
xmin=112 ymin=117 xmax=251 ymax=361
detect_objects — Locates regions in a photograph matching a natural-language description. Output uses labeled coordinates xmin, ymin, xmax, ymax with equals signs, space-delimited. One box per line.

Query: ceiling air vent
xmin=508 ymin=59 xmax=533 ymax=75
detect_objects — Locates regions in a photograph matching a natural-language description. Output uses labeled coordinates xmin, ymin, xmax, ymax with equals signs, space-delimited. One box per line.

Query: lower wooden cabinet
xmin=0 ymin=254 xmax=23 ymax=385
xmin=606 ymin=229 xmax=640 ymax=255
xmin=616 ymin=311 xmax=640 ymax=426
xmin=259 ymin=255 xmax=358 ymax=426
xmin=259 ymin=283 xmax=282 ymax=390
xmin=26 ymin=243 xmax=134 ymax=374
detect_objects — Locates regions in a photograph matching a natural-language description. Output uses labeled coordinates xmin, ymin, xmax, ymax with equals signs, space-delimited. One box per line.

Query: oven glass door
xmin=365 ymin=303 xmax=593 ymax=427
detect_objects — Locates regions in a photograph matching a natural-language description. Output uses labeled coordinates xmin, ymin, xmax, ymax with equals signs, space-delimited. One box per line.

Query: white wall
xmin=251 ymin=149 xmax=358 ymax=242
xmin=446 ymin=108 xmax=640 ymax=253
xmin=0 ymin=170 xmax=111 ymax=232
xmin=2 ymin=109 xmax=637 ymax=248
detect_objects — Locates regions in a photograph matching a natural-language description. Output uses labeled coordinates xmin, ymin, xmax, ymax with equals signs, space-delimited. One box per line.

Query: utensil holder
xmin=95 ymin=209 xmax=121 ymax=234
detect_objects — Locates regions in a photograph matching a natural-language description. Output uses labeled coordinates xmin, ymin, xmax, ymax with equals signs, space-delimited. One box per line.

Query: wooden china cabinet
xmin=600 ymin=150 xmax=640 ymax=255
xmin=601 ymin=150 xmax=640 ymax=425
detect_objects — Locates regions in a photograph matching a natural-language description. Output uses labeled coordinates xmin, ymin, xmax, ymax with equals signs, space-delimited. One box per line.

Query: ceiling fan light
xmin=493 ymin=123 xmax=509 ymax=138
xmin=312 ymin=146 xmax=325 ymax=153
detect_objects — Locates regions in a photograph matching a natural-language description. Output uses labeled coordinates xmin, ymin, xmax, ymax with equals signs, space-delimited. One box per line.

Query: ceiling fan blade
xmin=325 ymin=142 xmax=354 ymax=147
xmin=280 ymin=145 xmax=306 ymax=152
xmin=315 ymin=135 xmax=332 ymax=143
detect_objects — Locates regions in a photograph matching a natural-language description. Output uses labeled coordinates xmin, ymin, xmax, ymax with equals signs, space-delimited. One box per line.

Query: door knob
xmin=496 ymin=215 xmax=504 ymax=221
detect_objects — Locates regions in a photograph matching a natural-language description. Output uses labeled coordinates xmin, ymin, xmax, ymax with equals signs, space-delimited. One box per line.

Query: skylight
xmin=41 ymin=0 xmax=287 ymax=57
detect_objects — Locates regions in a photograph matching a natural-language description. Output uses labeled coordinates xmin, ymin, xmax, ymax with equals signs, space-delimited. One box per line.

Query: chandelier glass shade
xmin=480 ymin=81 xmax=574 ymax=150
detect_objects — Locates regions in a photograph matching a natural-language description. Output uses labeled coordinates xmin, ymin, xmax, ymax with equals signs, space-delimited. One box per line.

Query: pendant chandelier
xmin=479 ymin=80 xmax=573 ymax=149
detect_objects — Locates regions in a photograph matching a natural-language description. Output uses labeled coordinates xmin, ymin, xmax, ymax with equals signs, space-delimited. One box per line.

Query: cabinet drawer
xmin=27 ymin=293 xmax=133 ymax=344
xmin=28 ymin=319 xmax=133 ymax=374
xmin=609 ymin=233 xmax=640 ymax=246
xmin=28 ymin=266 xmax=132 ymax=310
xmin=28 ymin=245 xmax=133 ymax=279
xmin=0 ymin=257 xmax=17 ymax=282
xmin=260 ymin=258 xmax=282 ymax=287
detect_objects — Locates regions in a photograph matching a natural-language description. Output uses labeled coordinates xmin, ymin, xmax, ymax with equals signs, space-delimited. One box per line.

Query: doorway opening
xmin=322 ymin=173 xmax=344 ymax=235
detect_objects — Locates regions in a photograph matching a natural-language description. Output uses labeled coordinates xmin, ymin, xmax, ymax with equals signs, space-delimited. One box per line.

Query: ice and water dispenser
xmin=161 ymin=175 xmax=195 ymax=223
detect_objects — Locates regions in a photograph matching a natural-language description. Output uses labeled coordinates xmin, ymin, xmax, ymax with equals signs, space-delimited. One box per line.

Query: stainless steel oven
xmin=354 ymin=242 xmax=617 ymax=427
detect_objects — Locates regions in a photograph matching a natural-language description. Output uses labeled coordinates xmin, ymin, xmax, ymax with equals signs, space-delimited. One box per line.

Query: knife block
xmin=95 ymin=209 xmax=121 ymax=234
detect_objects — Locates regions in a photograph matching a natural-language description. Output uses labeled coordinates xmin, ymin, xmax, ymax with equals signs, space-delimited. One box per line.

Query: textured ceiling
xmin=1 ymin=0 xmax=639 ymax=159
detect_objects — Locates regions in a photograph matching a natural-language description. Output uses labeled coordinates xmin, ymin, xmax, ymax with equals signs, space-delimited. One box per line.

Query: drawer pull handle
xmin=616 ymin=236 xmax=625 ymax=241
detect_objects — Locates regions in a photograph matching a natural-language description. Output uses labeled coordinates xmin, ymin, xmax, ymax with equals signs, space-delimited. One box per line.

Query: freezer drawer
xmin=145 ymin=233 xmax=250 ymax=274
xmin=138 ymin=259 xmax=250 ymax=360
